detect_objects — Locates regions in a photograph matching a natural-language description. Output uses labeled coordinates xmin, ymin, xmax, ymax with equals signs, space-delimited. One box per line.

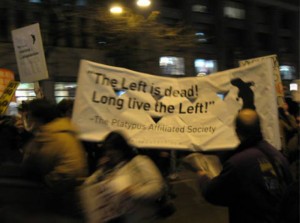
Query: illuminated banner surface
xmin=239 ymin=55 xmax=285 ymax=107
xmin=72 ymin=60 xmax=280 ymax=151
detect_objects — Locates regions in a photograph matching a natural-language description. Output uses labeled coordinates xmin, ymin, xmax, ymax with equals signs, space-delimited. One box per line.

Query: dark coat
xmin=202 ymin=140 xmax=293 ymax=223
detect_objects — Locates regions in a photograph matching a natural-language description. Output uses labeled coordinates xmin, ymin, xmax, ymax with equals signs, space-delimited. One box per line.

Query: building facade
xmin=0 ymin=0 xmax=299 ymax=102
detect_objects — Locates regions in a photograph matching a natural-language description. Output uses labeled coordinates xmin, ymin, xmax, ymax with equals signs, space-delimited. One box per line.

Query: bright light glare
xmin=290 ymin=83 xmax=298 ymax=91
xmin=110 ymin=6 xmax=123 ymax=14
xmin=137 ymin=0 xmax=151 ymax=7
xmin=160 ymin=57 xmax=173 ymax=65
xmin=280 ymin=65 xmax=290 ymax=71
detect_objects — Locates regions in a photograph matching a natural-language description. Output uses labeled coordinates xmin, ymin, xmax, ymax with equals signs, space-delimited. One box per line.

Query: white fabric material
xmin=72 ymin=59 xmax=280 ymax=151
xmin=239 ymin=54 xmax=285 ymax=107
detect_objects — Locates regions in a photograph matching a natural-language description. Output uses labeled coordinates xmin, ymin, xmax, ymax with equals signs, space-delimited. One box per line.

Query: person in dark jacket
xmin=197 ymin=109 xmax=293 ymax=223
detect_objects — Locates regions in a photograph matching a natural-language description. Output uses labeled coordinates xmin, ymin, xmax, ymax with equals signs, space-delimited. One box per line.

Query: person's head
xmin=235 ymin=109 xmax=263 ymax=142
xmin=57 ymin=99 xmax=74 ymax=118
xmin=27 ymin=99 xmax=60 ymax=131
xmin=18 ymin=100 xmax=29 ymax=113
xmin=102 ymin=131 xmax=136 ymax=167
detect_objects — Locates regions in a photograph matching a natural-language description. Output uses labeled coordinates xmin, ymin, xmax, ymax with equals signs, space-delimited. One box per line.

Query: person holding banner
xmin=81 ymin=131 xmax=165 ymax=223
xmin=21 ymin=98 xmax=88 ymax=216
xmin=195 ymin=109 xmax=293 ymax=223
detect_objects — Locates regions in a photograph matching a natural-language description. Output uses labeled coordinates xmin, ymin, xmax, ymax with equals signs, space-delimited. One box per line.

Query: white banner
xmin=72 ymin=60 xmax=280 ymax=151
xmin=239 ymin=55 xmax=285 ymax=107
xmin=12 ymin=23 xmax=49 ymax=82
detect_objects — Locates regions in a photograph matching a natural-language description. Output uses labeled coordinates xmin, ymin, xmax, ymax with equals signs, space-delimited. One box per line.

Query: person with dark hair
xmin=195 ymin=109 xmax=293 ymax=223
xmin=101 ymin=131 xmax=136 ymax=169
xmin=83 ymin=131 xmax=164 ymax=223
xmin=57 ymin=99 xmax=74 ymax=118
xmin=21 ymin=98 xmax=88 ymax=216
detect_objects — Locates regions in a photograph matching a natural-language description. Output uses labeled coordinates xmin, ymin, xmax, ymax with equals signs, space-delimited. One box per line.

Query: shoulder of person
xmin=131 ymin=154 xmax=156 ymax=164
xmin=127 ymin=155 xmax=160 ymax=172
xmin=229 ymin=147 xmax=261 ymax=162
xmin=133 ymin=154 xmax=150 ymax=160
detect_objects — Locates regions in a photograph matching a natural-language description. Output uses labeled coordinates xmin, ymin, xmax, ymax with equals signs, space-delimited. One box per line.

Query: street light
xmin=110 ymin=5 xmax=123 ymax=14
xmin=109 ymin=0 xmax=151 ymax=14
xmin=136 ymin=0 xmax=151 ymax=7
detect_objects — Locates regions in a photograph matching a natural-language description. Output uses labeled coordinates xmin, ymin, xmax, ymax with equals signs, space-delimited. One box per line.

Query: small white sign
xmin=12 ymin=23 xmax=49 ymax=82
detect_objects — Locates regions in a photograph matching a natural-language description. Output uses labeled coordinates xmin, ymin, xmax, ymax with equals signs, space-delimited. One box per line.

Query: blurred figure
xmin=279 ymin=146 xmax=299 ymax=223
xmin=278 ymin=102 xmax=298 ymax=154
xmin=138 ymin=149 xmax=177 ymax=216
xmin=140 ymin=149 xmax=172 ymax=178
xmin=0 ymin=115 xmax=22 ymax=164
xmin=57 ymin=98 xmax=103 ymax=175
xmin=285 ymin=97 xmax=299 ymax=121
xmin=83 ymin=131 xmax=164 ymax=223
xmin=21 ymin=98 xmax=88 ymax=216
xmin=17 ymin=100 xmax=34 ymax=132
xmin=57 ymin=98 xmax=74 ymax=118
xmin=196 ymin=109 xmax=293 ymax=223
xmin=15 ymin=101 xmax=34 ymax=152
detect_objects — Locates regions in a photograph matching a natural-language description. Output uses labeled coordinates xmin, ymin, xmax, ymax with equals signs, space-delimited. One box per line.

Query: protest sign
xmin=0 ymin=69 xmax=15 ymax=96
xmin=80 ymin=177 xmax=133 ymax=223
xmin=72 ymin=60 xmax=280 ymax=151
xmin=12 ymin=23 xmax=48 ymax=82
xmin=0 ymin=81 xmax=20 ymax=115
xmin=239 ymin=55 xmax=285 ymax=107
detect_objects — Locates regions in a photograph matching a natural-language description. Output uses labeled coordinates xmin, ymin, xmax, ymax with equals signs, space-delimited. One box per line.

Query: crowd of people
xmin=0 ymin=97 xmax=298 ymax=223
